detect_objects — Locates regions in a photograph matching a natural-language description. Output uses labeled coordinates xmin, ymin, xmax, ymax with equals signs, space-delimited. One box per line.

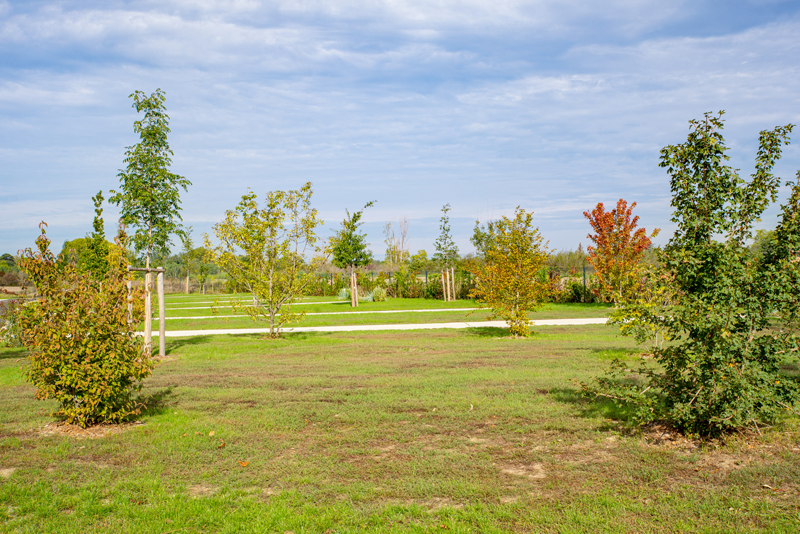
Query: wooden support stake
xmin=144 ymin=272 xmax=152 ymax=356
xmin=157 ymin=268 xmax=165 ymax=358
xmin=126 ymin=280 xmax=133 ymax=324
xmin=451 ymin=267 xmax=456 ymax=301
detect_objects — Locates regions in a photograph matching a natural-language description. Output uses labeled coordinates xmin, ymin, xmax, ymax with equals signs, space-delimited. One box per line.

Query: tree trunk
xmin=269 ymin=309 xmax=275 ymax=338
xmin=186 ymin=274 xmax=189 ymax=294
xmin=441 ymin=270 xmax=447 ymax=301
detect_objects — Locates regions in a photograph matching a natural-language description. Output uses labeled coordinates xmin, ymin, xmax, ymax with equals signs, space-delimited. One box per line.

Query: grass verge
xmin=1 ymin=326 xmax=798 ymax=533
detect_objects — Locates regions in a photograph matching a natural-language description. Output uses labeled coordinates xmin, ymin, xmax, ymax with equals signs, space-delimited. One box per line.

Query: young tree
xmin=433 ymin=204 xmax=459 ymax=301
xmin=17 ymin=222 xmax=150 ymax=427
xmin=110 ymin=89 xmax=191 ymax=267
xmin=586 ymin=112 xmax=800 ymax=436
xmin=85 ymin=191 xmax=110 ymax=280
xmin=110 ymin=89 xmax=190 ymax=354
xmin=330 ymin=202 xmax=375 ymax=307
xmin=383 ymin=217 xmax=409 ymax=266
xmin=204 ymin=183 xmax=323 ymax=337
xmin=583 ymin=199 xmax=659 ymax=303
xmin=469 ymin=207 xmax=551 ymax=337
xmin=180 ymin=226 xmax=195 ymax=294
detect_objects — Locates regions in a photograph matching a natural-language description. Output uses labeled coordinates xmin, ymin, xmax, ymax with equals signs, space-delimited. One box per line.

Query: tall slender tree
xmin=110 ymin=89 xmax=191 ymax=269
xmin=330 ymin=202 xmax=375 ymax=307
xmin=433 ymin=204 xmax=459 ymax=301
xmin=85 ymin=191 xmax=110 ymax=281
xmin=110 ymin=89 xmax=190 ymax=355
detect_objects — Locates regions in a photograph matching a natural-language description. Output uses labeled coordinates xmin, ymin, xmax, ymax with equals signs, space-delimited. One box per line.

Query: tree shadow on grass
xmin=464 ymin=327 xmax=509 ymax=338
xmin=165 ymin=335 xmax=215 ymax=354
xmin=0 ymin=346 xmax=28 ymax=360
xmin=136 ymin=387 xmax=174 ymax=419
xmin=549 ymin=386 xmax=636 ymax=431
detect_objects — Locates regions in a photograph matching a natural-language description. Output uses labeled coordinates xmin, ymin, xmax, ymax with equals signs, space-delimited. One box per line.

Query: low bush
xmin=17 ymin=224 xmax=151 ymax=427
xmin=0 ymin=299 xmax=24 ymax=347
xmin=372 ymin=287 xmax=387 ymax=302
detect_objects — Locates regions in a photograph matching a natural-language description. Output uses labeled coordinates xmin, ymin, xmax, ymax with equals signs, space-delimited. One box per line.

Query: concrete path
xmin=151 ymin=317 xmax=608 ymax=337
xmin=155 ymin=307 xmax=488 ymax=321
xmin=166 ymin=301 xmax=343 ymax=310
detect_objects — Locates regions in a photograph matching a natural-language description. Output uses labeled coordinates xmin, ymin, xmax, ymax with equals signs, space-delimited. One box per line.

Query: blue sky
xmin=2 ymin=0 xmax=799 ymax=258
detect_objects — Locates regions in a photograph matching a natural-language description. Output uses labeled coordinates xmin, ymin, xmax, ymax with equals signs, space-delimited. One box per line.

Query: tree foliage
xmin=205 ymin=183 xmax=323 ymax=337
xmin=433 ymin=204 xmax=459 ymax=268
xmin=17 ymin=223 xmax=150 ymax=427
xmin=584 ymin=199 xmax=659 ymax=303
xmin=110 ymin=89 xmax=191 ymax=267
xmin=330 ymin=201 xmax=374 ymax=307
xmin=586 ymin=112 xmax=800 ymax=436
xmin=85 ymin=191 xmax=110 ymax=280
xmin=469 ymin=207 xmax=551 ymax=337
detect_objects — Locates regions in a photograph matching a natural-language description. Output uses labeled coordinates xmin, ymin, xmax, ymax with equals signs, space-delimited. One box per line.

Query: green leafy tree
xmin=330 ymin=201 xmax=375 ymax=307
xmin=110 ymin=89 xmax=191 ymax=269
xmin=180 ymin=226 xmax=195 ymax=294
xmin=433 ymin=204 xmax=459 ymax=301
xmin=17 ymin=222 xmax=150 ymax=427
xmin=586 ymin=112 xmax=800 ymax=436
xmin=408 ymin=250 xmax=430 ymax=274
xmin=85 ymin=191 xmax=110 ymax=280
xmin=58 ymin=193 xmax=112 ymax=279
xmin=205 ymin=183 xmax=323 ymax=337
xmin=469 ymin=207 xmax=551 ymax=337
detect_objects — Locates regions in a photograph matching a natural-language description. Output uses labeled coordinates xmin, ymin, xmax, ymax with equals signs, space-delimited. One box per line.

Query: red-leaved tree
xmin=583 ymin=199 xmax=659 ymax=303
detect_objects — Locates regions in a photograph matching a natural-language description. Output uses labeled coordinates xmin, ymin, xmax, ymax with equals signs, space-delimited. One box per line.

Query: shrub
xmin=0 ymin=299 xmax=24 ymax=347
xmin=17 ymin=223 xmax=151 ymax=427
xmin=372 ymin=287 xmax=387 ymax=302
xmin=584 ymin=113 xmax=800 ymax=437
xmin=337 ymin=288 xmax=351 ymax=300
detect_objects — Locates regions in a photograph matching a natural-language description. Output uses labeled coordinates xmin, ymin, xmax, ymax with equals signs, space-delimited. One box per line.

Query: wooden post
xmin=144 ymin=272 xmax=152 ymax=356
xmin=441 ymin=270 xmax=447 ymax=301
xmin=127 ymin=280 xmax=133 ymax=324
xmin=451 ymin=267 xmax=456 ymax=301
xmin=158 ymin=268 xmax=165 ymax=358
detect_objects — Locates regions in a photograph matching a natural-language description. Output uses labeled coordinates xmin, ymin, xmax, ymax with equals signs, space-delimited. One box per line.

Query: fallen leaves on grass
xmin=239 ymin=461 xmax=249 ymax=467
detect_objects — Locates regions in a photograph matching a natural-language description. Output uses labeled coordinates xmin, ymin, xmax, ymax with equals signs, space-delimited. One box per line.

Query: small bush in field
xmin=0 ymin=299 xmax=24 ymax=347
xmin=337 ymin=288 xmax=351 ymax=300
xmin=372 ymin=287 xmax=387 ymax=302
xmin=17 ymin=223 xmax=151 ymax=428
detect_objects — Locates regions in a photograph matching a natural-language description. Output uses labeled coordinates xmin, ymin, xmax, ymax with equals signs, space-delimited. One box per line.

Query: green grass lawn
xmin=1 ymin=325 xmax=798 ymax=532
xmin=148 ymin=295 xmax=612 ymax=331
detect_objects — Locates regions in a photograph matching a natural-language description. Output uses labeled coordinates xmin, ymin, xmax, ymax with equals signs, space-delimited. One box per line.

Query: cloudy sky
xmin=2 ymin=0 xmax=799 ymax=258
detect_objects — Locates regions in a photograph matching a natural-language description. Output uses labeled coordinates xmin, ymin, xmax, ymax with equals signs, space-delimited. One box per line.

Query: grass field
xmin=147 ymin=294 xmax=613 ymax=331
xmin=1 ymin=324 xmax=799 ymax=533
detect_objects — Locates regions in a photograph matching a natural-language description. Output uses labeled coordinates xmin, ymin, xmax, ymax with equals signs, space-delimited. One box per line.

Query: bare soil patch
xmin=0 ymin=467 xmax=17 ymax=478
xmin=38 ymin=421 xmax=143 ymax=439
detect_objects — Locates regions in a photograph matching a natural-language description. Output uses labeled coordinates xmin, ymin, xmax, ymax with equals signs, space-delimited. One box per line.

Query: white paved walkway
xmin=165 ymin=301 xmax=343 ymax=310
xmin=151 ymin=317 xmax=608 ymax=337
xmin=155 ymin=307 xmax=487 ymax=320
